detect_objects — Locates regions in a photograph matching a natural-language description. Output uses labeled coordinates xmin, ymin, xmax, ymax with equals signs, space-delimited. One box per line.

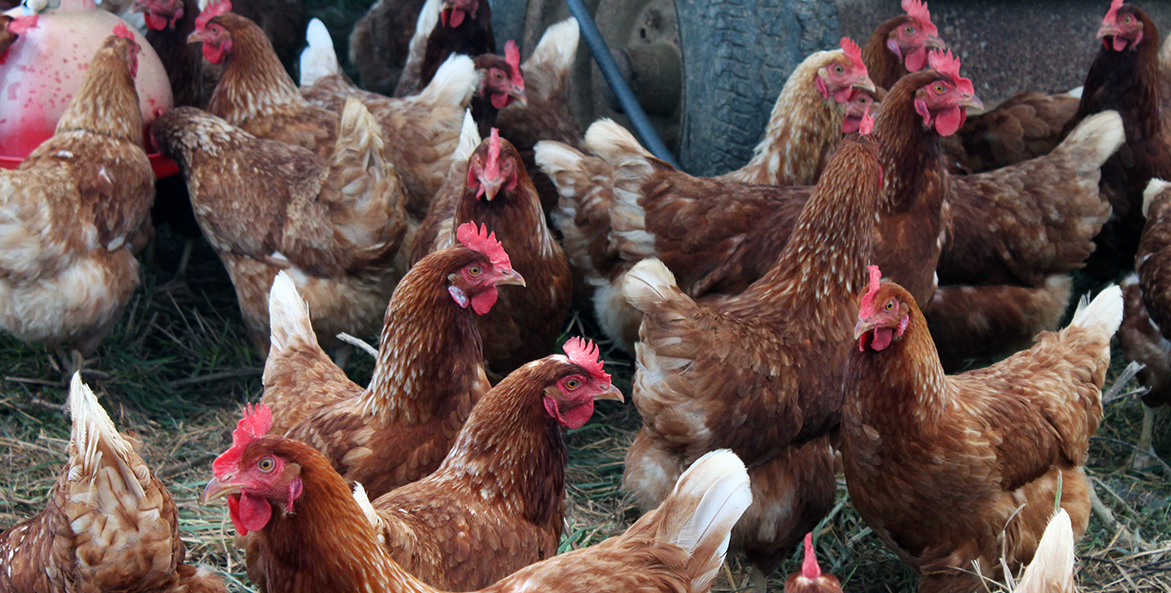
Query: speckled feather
xmin=1134 ymin=181 xmax=1171 ymax=407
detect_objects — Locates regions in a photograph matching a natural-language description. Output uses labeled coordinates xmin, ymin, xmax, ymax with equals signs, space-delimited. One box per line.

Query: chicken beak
xmin=1096 ymin=25 xmax=1119 ymax=40
xmin=853 ymin=318 xmax=873 ymax=341
xmin=510 ymin=85 xmax=528 ymax=107
xmin=187 ymin=30 xmax=205 ymax=44
xmin=962 ymin=93 xmax=985 ymax=111
xmin=480 ymin=177 xmax=503 ymax=201
xmin=496 ymin=269 xmax=526 ymax=287
xmin=923 ymin=35 xmax=946 ymax=50
xmin=852 ymin=76 xmax=877 ymax=94
xmin=202 ymin=476 xmax=241 ymax=504
xmin=595 ymin=383 xmax=624 ymax=403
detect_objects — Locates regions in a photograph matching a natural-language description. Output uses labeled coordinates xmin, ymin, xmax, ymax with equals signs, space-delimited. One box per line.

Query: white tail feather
xmin=455 ymin=110 xmax=481 ymax=163
xmin=623 ymin=258 xmax=678 ymax=313
xmin=1070 ymin=284 xmax=1123 ymax=338
xmin=1144 ymin=178 xmax=1170 ymax=218
xmin=408 ymin=0 xmax=442 ymax=52
xmin=68 ymin=373 xmax=146 ymax=498
xmin=585 ymin=119 xmax=653 ymax=163
xmin=299 ymin=18 xmax=338 ymax=87
xmin=1060 ymin=110 xmax=1124 ymax=169
xmin=1065 ymin=86 xmax=1084 ymax=99
xmin=666 ymin=450 xmax=751 ymax=591
xmin=1013 ymin=509 xmax=1075 ymax=593
xmin=527 ymin=17 xmax=580 ymax=71
xmin=268 ymin=271 xmax=317 ymax=353
xmin=414 ymin=54 xmax=477 ymax=108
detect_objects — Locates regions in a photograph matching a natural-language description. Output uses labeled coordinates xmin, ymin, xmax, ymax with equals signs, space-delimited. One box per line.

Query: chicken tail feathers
xmin=623 ymin=258 xmax=680 ymax=313
xmin=454 ymin=110 xmax=481 ymax=165
xmin=1143 ymin=178 xmax=1170 ymax=218
xmin=529 ymin=17 xmax=579 ymax=73
xmin=1070 ymin=284 xmax=1123 ymax=340
xmin=1012 ymin=509 xmax=1075 ymax=593
xmin=67 ymin=373 xmax=147 ymax=499
xmin=1057 ymin=110 xmax=1124 ymax=170
xmin=414 ymin=54 xmax=477 ymax=109
xmin=299 ymin=18 xmax=338 ymax=87
xmin=267 ymin=271 xmax=318 ymax=354
xmin=657 ymin=450 xmax=752 ymax=592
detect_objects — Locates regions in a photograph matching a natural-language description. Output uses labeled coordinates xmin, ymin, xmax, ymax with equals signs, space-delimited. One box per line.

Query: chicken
xmin=0 ymin=28 xmax=154 ymax=372
xmin=943 ymin=91 xmax=1081 ymax=175
xmin=202 ymin=0 xmax=305 ymax=77
xmin=1063 ymin=0 xmax=1171 ymax=280
xmin=348 ymin=0 xmax=428 ymax=95
xmin=861 ymin=0 xmax=944 ymax=91
xmin=843 ymin=269 xmax=1119 ymax=593
xmin=191 ymin=0 xmax=339 ymax=159
xmin=204 ymin=402 xmax=751 ymax=593
xmin=621 ymin=128 xmax=882 ymax=591
xmin=543 ymin=51 xmax=975 ymax=352
xmin=1012 ymin=510 xmax=1076 ymax=593
xmin=136 ymin=0 xmax=212 ymax=107
xmin=783 ymin=534 xmax=842 ymax=593
xmin=0 ymin=375 xmax=226 ymax=593
xmin=259 ymin=223 xmax=523 ymax=499
xmin=394 ymin=0 xmax=494 ymax=98
xmin=928 ymin=110 xmax=1122 ymax=368
xmin=1121 ymin=178 xmax=1171 ymax=464
xmin=298 ymin=24 xmax=477 ymax=222
xmin=350 ymin=339 xmax=622 ymax=590
xmin=468 ymin=43 xmax=527 ymax=138
xmin=412 ymin=125 xmax=571 ymax=374
xmin=151 ymin=98 xmax=408 ymax=361
xmin=719 ymin=37 xmax=876 ymax=187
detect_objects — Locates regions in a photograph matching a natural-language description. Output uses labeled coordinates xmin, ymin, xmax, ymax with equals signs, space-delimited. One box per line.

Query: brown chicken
xmin=719 ymin=37 xmax=876 ymax=186
xmin=151 ymin=99 xmax=407 ymax=361
xmin=843 ymin=271 xmax=1119 ymax=593
xmin=0 ymin=375 xmax=225 ymax=593
xmin=1118 ymin=274 xmax=1171 ymax=468
xmin=621 ymin=129 xmax=882 ymax=592
xmin=0 ymin=29 xmax=154 ymax=372
xmin=259 ymin=223 xmax=523 ymax=499
xmin=943 ymin=91 xmax=1082 ymax=175
xmin=544 ymin=51 xmax=975 ymax=352
xmin=784 ymin=534 xmax=842 ymax=593
xmin=206 ymin=0 xmax=305 ymax=76
xmin=1064 ymin=0 xmax=1171 ymax=280
xmin=1012 ymin=510 xmax=1077 ymax=593
xmin=348 ymin=0 xmax=428 ymax=95
xmin=395 ymin=0 xmax=494 ymax=97
xmin=204 ymin=404 xmax=751 ymax=593
xmin=412 ymin=126 xmax=571 ymax=374
xmin=861 ymin=0 xmax=945 ymax=91
xmin=929 ymin=110 xmax=1122 ymax=368
xmin=191 ymin=1 xmax=339 ymax=159
xmin=137 ymin=0 xmax=212 ymax=107
xmin=350 ymin=339 xmax=622 ymax=590
xmin=469 ymin=44 xmax=527 ymax=138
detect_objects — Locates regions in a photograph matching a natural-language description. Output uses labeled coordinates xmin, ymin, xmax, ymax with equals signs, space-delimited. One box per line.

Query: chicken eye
xmin=494 ymin=71 xmax=504 ymax=80
xmin=258 ymin=457 xmax=275 ymax=472
xmin=884 ymin=300 xmax=895 ymax=311
xmin=933 ymin=83 xmax=946 ymax=94
xmin=1123 ymin=16 xmax=1132 ymax=24
xmin=468 ymin=265 xmax=482 ymax=276
xmin=904 ymin=25 xmax=915 ymax=35
xmin=833 ymin=65 xmax=844 ymax=74
xmin=565 ymin=378 xmax=581 ymax=389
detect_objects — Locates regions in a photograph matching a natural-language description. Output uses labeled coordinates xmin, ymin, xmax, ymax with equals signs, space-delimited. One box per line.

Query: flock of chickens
xmin=0 ymin=0 xmax=1168 ymax=590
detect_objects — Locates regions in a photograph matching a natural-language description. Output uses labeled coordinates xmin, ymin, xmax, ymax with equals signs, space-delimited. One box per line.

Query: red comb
xmin=1104 ymin=0 xmax=1125 ymax=24
xmin=928 ymin=49 xmax=974 ymax=95
xmin=504 ymin=40 xmax=525 ymax=89
xmin=7 ymin=14 xmax=38 ymax=34
xmin=211 ymin=403 xmax=272 ymax=476
xmin=840 ymin=37 xmax=865 ymax=74
xmin=901 ymin=0 xmax=938 ymax=36
xmin=486 ymin=127 xmax=502 ymax=175
xmin=113 ymin=21 xmax=135 ymax=40
xmin=195 ymin=0 xmax=231 ymax=32
xmin=858 ymin=105 xmax=874 ymax=135
xmin=563 ymin=337 xmax=610 ymax=382
xmin=802 ymin=533 xmax=822 ymax=580
xmin=456 ymin=222 xmax=512 ymax=270
xmin=858 ymin=265 xmax=883 ymax=316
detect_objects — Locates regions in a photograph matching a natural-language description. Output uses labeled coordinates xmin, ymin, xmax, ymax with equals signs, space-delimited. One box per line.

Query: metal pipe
xmin=562 ymin=0 xmax=681 ymax=169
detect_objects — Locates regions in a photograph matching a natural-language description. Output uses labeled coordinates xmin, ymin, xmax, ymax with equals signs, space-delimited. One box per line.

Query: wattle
xmin=833 ymin=86 xmax=854 ymax=104
xmin=905 ymin=46 xmax=927 ymax=72
xmin=146 ymin=12 xmax=169 ymax=30
xmin=544 ymin=395 xmax=595 ymax=429
xmin=491 ymin=92 xmax=510 ymax=109
xmin=1112 ymin=36 xmax=1129 ymax=52
xmin=470 ymin=285 xmax=498 ymax=315
xmin=449 ymin=8 xmax=466 ymax=28
xmin=934 ymin=106 xmax=965 ymax=137
xmin=237 ymin=492 xmax=273 ymax=534
xmin=870 ymin=327 xmax=894 ymax=351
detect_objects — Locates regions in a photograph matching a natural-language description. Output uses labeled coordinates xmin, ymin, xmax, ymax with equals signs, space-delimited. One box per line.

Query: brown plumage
xmin=395 ymin=0 xmax=494 ymax=97
xmin=222 ymin=0 xmax=306 ymax=76
xmin=360 ymin=347 xmax=621 ymax=590
xmin=860 ymin=0 xmax=944 ymax=92
xmin=943 ymin=92 xmax=1081 ymax=174
xmin=258 ymin=232 xmax=523 ymax=499
xmin=1063 ymin=2 xmax=1171 ymax=280
xmin=0 ymin=376 xmax=225 ymax=593
xmin=621 ymin=133 xmax=882 ymax=588
xmin=205 ymin=407 xmax=751 ymax=593
xmin=843 ymin=277 xmax=1119 ymax=593
xmin=194 ymin=9 xmax=339 ymax=159
xmin=348 ymin=0 xmax=428 ymax=95
xmin=412 ymin=125 xmax=571 ymax=374
xmin=1118 ymin=274 xmax=1171 ymax=463
xmin=150 ymin=100 xmax=408 ymax=359
xmin=0 ymin=33 xmax=154 ymax=363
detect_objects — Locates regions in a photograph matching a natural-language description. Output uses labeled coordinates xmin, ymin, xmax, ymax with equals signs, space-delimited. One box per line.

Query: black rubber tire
xmin=674 ymin=0 xmax=840 ymax=176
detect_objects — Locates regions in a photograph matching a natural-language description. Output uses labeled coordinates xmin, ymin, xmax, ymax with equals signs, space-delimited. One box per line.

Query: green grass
xmin=0 ymin=221 xmax=1169 ymax=592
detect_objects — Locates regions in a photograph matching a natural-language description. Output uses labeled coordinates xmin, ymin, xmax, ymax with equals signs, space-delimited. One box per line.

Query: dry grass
xmin=0 ymin=231 xmax=1168 ymax=592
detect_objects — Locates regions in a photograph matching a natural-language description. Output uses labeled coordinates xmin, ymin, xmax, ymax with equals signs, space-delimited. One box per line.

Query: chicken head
xmin=885 ymin=0 xmax=945 ymax=73
xmin=913 ymin=49 xmax=982 ymax=136
xmin=1098 ymin=0 xmax=1145 ymax=52
xmin=854 ymin=266 xmax=912 ymax=352
xmin=135 ymin=0 xmax=184 ymax=31
xmin=204 ymin=404 xmax=305 ymax=536
xmin=841 ymin=88 xmax=878 ymax=134
xmin=467 ymin=128 xmax=520 ymax=201
xmin=188 ymin=0 xmax=231 ymax=64
xmin=818 ymin=37 xmax=875 ymax=103
xmin=543 ymin=337 xmax=623 ymax=429
xmin=439 ymin=0 xmax=478 ymax=28
xmin=449 ymin=222 xmax=526 ymax=315
xmin=474 ymin=41 xmax=526 ymax=109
